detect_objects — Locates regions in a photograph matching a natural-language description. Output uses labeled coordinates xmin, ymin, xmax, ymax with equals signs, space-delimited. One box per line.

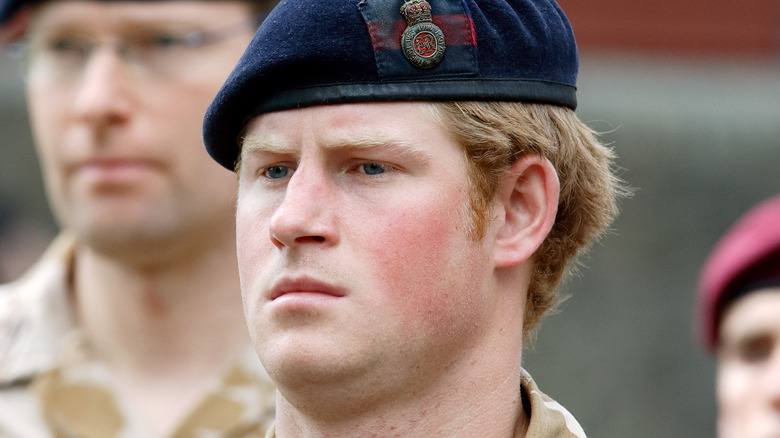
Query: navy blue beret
xmin=204 ymin=0 xmax=579 ymax=170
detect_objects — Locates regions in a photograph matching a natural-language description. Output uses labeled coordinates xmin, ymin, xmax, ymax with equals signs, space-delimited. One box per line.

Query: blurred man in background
xmin=698 ymin=194 xmax=780 ymax=438
xmin=0 ymin=1 xmax=277 ymax=436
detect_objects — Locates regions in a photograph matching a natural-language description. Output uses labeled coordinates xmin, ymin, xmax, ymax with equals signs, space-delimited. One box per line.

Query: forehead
xmin=242 ymin=102 xmax=451 ymax=151
xmin=720 ymin=288 xmax=780 ymax=341
xmin=28 ymin=1 xmax=250 ymax=33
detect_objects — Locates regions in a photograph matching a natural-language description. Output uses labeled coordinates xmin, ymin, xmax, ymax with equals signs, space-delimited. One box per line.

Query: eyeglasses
xmin=14 ymin=13 xmax=265 ymax=82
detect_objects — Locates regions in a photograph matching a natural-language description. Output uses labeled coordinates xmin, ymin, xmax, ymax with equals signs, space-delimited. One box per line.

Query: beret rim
xmin=205 ymin=78 xmax=577 ymax=170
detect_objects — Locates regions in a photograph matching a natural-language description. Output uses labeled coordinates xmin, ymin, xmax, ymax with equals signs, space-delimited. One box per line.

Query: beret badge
xmin=399 ymin=0 xmax=446 ymax=69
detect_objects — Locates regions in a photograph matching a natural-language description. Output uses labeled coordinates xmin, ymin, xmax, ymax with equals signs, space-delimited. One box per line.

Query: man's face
xmin=718 ymin=288 xmax=780 ymax=438
xmin=236 ymin=103 xmax=501 ymax=394
xmin=25 ymin=2 xmax=255 ymax=255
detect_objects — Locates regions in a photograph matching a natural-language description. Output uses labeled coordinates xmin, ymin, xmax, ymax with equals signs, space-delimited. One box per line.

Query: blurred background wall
xmin=0 ymin=43 xmax=57 ymax=283
xmin=524 ymin=1 xmax=780 ymax=437
xmin=1 ymin=1 xmax=779 ymax=436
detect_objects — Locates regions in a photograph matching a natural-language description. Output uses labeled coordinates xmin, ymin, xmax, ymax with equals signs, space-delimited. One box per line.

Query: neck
xmin=73 ymin=230 xmax=247 ymax=376
xmin=275 ymin=314 xmax=529 ymax=438
xmin=276 ymin=362 xmax=529 ymax=438
xmin=70 ymin=228 xmax=250 ymax=436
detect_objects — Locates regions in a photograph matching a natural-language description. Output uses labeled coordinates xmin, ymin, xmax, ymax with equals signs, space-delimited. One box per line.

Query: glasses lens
xmin=22 ymin=16 xmax=259 ymax=82
xmin=123 ymin=30 xmax=203 ymax=76
xmin=26 ymin=32 xmax=94 ymax=80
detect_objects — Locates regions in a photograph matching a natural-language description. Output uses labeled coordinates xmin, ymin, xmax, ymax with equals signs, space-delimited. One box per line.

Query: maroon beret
xmin=697 ymin=194 xmax=780 ymax=351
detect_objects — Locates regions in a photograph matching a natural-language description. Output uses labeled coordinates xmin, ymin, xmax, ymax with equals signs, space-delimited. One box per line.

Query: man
xmin=0 ymin=1 xmax=277 ymax=436
xmin=203 ymin=0 xmax=624 ymax=436
xmin=698 ymin=194 xmax=780 ymax=438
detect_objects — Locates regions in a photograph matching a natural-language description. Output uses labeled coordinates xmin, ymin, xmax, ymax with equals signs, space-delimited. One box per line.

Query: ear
xmin=493 ymin=155 xmax=560 ymax=268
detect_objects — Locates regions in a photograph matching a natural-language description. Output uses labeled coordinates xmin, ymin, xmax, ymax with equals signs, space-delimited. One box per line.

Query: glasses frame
xmin=5 ymin=11 xmax=267 ymax=79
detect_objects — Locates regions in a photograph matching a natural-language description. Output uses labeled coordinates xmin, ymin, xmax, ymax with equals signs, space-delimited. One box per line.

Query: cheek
xmin=236 ymin=202 xmax=269 ymax=288
xmin=717 ymin=365 xmax=753 ymax=414
xmin=27 ymin=85 xmax=72 ymax=210
xmin=360 ymin=193 xmax=481 ymax=326
xmin=147 ymin=90 xmax=206 ymax=143
xmin=27 ymin=84 xmax=62 ymax=160
xmin=236 ymin=202 xmax=271 ymax=258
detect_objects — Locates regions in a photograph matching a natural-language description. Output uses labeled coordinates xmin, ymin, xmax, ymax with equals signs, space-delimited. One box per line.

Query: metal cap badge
xmin=400 ymin=0 xmax=445 ymax=68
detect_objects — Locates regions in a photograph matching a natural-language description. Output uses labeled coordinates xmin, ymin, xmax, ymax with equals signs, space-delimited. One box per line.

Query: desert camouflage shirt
xmin=519 ymin=369 xmax=587 ymax=438
xmin=0 ymin=233 xmax=276 ymax=438
xmin=263 ymin=369 xmax=586 ymax=438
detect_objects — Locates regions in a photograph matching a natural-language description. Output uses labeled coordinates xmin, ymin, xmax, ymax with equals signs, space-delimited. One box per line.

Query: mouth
xmin=74 ymin=158 xmax=162 ymax=182
xmin=269 ymin=277 xmax=346 ymax=302
xmin=79 ymin=158 xmax=158 ymax=170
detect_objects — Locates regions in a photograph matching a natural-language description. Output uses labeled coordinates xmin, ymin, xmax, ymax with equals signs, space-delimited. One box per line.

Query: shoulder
xmin=220 ymin=348 xmax=277 ymax=431
xmin=521 ymin=368 xmax=587 ymax=438
xmin=0 ymin=233 xmax=77 ymax=386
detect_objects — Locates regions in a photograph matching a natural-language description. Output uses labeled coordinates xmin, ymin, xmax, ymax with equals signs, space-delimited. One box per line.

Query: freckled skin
xmin=236 ymin=103 xmax=500 ymax=409
xmin=718 ymin=288 xmax=780 ymax=438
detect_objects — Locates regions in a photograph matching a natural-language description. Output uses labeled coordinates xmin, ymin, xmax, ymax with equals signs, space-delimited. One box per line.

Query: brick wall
xmin=558 ymin=0 xmax=780 ymax=56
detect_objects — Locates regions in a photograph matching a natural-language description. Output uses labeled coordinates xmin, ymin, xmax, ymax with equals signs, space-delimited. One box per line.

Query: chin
xmin=262 ymin=342 xmax=366 ymax=390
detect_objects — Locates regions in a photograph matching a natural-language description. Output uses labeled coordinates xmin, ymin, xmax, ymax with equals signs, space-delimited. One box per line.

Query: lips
xmin=269 ymin=277 xmax=346 ymax=301
xmin=71 ymin=157 xmax=164 ymax=183
xmin=77 ymin=157 xmax=160 ymax=172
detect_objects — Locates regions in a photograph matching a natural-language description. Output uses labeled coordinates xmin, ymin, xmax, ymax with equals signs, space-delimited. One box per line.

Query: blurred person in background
xmin=0 ymin=1 xmax=278 ymax=436
xmin=698 ymin=193 xmax=780 ymax=438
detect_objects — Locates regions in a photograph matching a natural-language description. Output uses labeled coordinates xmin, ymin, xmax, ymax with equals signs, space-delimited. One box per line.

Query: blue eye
xmin=265 ymin=166 xmax=291 ymax=179
xmin=360 ymin=162 xmax=386 ymax=175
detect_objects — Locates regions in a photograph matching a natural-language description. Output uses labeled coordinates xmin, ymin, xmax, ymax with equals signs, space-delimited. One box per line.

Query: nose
xmin=269 ymin=163 xmax=339 ymax=249
xmin=72 ymin=46 xmax=133 ymax=131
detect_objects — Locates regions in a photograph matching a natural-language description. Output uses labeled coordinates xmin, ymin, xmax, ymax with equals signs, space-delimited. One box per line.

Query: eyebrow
xmin=242 ymin=133 xmax=295 ymax=155
xmin=242 ymin=133 xmax=434 ymax=164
